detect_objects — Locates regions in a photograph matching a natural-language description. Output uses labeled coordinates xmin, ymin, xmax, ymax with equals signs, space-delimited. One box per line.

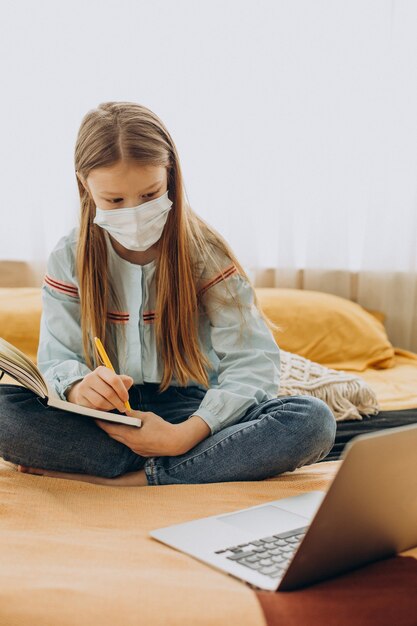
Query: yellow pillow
xmin=0 ymin=288 xmax=42 ymax=364
xmin=255 ymin=288 xmax=395 ymax=371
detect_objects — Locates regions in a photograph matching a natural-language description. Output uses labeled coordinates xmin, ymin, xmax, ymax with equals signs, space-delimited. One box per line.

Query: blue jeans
xmin=0 ymin=383 xmax=336 ymax=485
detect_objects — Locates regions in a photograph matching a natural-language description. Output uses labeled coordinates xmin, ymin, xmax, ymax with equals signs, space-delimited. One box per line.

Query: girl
xmin=0 ymin=101 xmax=336 ymax=487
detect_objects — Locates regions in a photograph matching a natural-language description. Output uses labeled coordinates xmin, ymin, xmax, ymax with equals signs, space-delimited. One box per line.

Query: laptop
xmin=149 ymin=422 xmax=417 ymax=591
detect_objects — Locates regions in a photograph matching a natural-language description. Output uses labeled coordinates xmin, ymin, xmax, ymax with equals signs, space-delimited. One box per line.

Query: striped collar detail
xmin=107 ymin=311 xmax=129 ymax=324
xmin=44 ymin=274 xmax=79 ymax=298
xmin=198 ymin=263 xmax=238 ymax=297
xmin=143 ymin=311 xmax=156 ymax=324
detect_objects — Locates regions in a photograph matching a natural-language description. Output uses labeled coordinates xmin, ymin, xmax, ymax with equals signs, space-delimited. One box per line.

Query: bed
xmin=322 ymin=348 xmax=417 ymax=461
xmin=0 ymin=286 xmax=416 ymax=625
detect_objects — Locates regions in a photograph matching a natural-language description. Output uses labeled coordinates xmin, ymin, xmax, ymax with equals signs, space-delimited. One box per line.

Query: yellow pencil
xmin=94 ymin=336 xmax=132 ymax=412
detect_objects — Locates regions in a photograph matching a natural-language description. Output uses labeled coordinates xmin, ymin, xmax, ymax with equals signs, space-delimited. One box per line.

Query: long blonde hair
xmin=74 ymin=101 xmax=280 ymax=391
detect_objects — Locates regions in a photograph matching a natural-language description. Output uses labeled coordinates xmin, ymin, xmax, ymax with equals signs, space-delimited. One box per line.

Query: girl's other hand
xmin=66 ymin=366 xmax=133 ymax=413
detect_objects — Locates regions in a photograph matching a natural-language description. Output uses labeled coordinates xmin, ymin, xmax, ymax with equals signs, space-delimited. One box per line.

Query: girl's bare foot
xmin=17 ymin=465 xmax=149 ymax=486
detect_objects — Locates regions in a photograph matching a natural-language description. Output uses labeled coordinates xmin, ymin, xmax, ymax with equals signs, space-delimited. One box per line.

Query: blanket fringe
xmin=278 ymin=349 xmax=380 ymax=421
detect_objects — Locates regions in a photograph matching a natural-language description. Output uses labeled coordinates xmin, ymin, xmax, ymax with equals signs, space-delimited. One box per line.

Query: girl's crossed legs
xmin=0 ymin=383 xmax=336 ymax=485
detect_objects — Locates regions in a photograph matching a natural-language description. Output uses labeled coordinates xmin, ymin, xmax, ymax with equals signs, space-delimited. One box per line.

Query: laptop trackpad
xmin=218 ymin=505 xmax=308 ymax=536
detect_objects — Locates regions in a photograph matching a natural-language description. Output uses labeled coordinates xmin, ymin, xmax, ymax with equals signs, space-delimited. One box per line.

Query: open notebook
xmin=0 ymin=336 xmax=141 ymax=427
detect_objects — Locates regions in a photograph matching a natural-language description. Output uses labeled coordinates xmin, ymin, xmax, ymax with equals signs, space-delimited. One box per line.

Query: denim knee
xmin=296 ymin=395 xmax=337 ymax=455
xmin=271 ymin=394 xmax=336 ymax=462
xmin=0 ymin=385 xmax=134 ymax=477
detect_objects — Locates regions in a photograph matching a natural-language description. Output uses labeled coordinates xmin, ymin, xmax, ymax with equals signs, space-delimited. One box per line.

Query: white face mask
xmin=93 ymin=190 xmax=173 ymax=251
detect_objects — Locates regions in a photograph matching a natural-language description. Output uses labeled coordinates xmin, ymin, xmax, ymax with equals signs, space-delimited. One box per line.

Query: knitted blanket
xmin=279 ymin=349 xmax=379 ymax=421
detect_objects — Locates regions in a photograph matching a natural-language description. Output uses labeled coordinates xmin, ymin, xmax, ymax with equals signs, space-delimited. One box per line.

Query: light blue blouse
xmin=37 ymin=227 xmax=281 ymax=435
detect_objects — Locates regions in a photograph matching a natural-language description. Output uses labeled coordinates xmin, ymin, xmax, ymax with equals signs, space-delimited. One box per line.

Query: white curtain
xmin=2 ymin=0 xmax=417 ymax=348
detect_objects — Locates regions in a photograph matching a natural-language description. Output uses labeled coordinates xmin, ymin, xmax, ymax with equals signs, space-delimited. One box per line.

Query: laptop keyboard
xmin=214 ymin=526 xmax=308 ymax=579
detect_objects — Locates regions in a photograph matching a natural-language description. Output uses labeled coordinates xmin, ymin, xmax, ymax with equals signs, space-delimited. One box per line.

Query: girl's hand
xmin=66 ymin=366 xmax=133 ymax=413
xmin=94 ymin=409 xmax=185 ymax=457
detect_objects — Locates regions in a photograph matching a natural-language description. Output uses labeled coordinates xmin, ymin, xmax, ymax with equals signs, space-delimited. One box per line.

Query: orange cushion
xmin=0 ymin=288 xmax=42 ymax=364
xmin=256 ymin=288 xmax=395 ymax=371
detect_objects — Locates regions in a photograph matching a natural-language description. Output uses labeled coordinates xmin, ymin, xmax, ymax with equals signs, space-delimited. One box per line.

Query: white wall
xmin=1 ymin=0 xmax=417 ymax=274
